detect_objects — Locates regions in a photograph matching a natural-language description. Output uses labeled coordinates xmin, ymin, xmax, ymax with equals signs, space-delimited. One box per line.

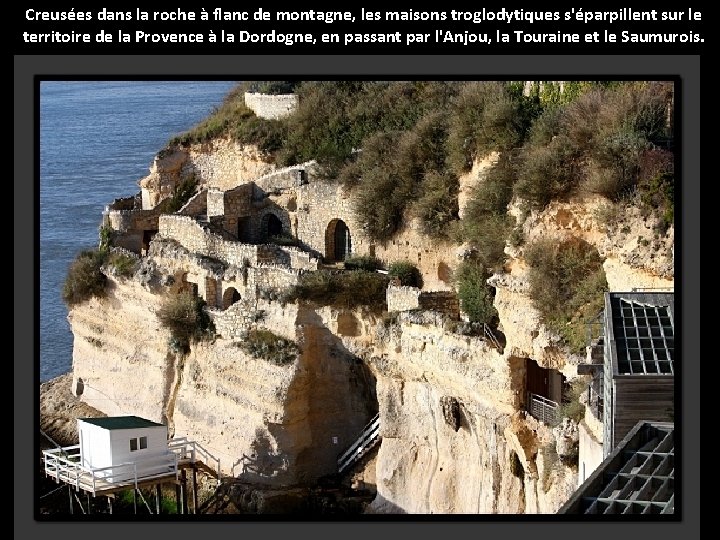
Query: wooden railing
xmin=43 ymin=445 xmax=179 ymax=495
xmin=168 ymin=437 xmax=222 ymax=485
xmin=527 ymin=392 xmax=559 ymax=425
xmin=337 ymin=413 xmax=381 ymax=474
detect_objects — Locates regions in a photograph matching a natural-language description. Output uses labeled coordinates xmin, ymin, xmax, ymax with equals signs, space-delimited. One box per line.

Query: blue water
xmin=40 ymin=81 xmax=236 ymax=382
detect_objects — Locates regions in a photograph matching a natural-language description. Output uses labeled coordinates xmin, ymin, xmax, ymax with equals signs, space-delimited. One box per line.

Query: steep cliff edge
xmin=64 ymin=84 xmax=674 ymax=515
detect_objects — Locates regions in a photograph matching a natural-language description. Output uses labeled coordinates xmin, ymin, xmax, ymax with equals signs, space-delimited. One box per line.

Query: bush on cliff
xmin=237 ymin=329 xmax=299 ymax=366
xmin=343 ymin=255 xmax=382 ymax=272
xmin=388 ymin=261 xmax=423 ymax=288
xmin=525 ymin=238 xmax=608 ymax=352
xmin=63 ymin=249 xmax=108 ymax=306
xmin=284 ymin=270 xmax=389 ymax=312
xmin=157 ymin=291 xmax=214 ymax=353
xmin=454 ymin=260 xmax=498 ymax=327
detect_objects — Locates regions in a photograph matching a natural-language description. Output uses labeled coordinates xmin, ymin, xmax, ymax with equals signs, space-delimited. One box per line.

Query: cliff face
xmin=68 ymin=140 xmax=673 ymax=515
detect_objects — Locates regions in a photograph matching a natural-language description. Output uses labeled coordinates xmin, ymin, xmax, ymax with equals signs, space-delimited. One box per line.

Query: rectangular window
xmin=130 ymin=438 xmax=138 ymax=451
xmin=139 ymin=436 xmax=148 ymax=449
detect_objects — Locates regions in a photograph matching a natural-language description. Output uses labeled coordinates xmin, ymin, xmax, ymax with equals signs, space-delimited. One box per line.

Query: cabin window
xmin=130 ymin=436 xmax=148 ymax=452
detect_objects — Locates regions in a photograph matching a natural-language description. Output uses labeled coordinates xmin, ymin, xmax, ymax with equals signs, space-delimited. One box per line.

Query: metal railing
xmin=337 ymin=413 xmax=381 ymax=474
xmin=527 ymin=392 xmax=559 ymax=425
xmin=481 ymin=323 xmax=502 ymax=351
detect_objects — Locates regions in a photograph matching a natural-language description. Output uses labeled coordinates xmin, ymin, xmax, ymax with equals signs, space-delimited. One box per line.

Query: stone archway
xmin=223 ymin=287 xmax=241 ymax=310
xmin=325 ymin=219 xmax=352 ymax=262
xmin=262 ymin=213 xmax=284 ymax=241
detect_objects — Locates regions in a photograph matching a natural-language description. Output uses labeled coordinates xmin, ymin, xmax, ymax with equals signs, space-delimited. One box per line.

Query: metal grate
xmin=527 ymin=392 xmax=558 ymax=425
xmin=614 ymin=298 xmax=674 ymax=375
xmin=580 ymin=427 xmax=674 ymax=514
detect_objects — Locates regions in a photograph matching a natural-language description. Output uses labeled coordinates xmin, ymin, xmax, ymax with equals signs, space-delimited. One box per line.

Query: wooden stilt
xmin=133 ymin=488 xmax=137 ymax=514
xmin=68 ymin=486 xmax=73 ymax=515
xmin=156 ymin=484 xmax=162 ymax=515
xmin=175 ymin=482 xmax=182 ymax=514
xmin=180 ymin=469 xmax=188 ymax=515
xmin=192 ymin=468 xmax=198 ymax=514
xmin=87 ymin=493 xmax=92 ymax=514
xmin=108 ymin=496 xmax=113 ymax=515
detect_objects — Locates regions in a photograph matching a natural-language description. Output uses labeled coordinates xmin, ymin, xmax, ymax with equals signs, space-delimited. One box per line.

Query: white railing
xmin=43 ymin=445 xmax=178 ymax=495
xmin=337 ymin=413 xmax=381 ymax=474
xmin=481 ymin=323 xmax=502 ymax=350
xmin=168 ymin=437 xmax=222 ymax=485
xmin=527 ymin=392 xmax=559 ymax=425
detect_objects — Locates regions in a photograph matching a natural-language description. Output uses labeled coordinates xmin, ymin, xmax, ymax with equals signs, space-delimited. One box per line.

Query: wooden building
xmin=602 ymin=292 xmax=675 ymax=456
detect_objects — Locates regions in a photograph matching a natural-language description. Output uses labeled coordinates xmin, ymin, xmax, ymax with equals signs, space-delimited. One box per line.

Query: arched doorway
xmin=263 ymin=214 xmax=284 ymax=241
xmin=223 ymin=287 xmax=241 ymax=310
xmin=325 ymin=219 xmax=352 ymax=262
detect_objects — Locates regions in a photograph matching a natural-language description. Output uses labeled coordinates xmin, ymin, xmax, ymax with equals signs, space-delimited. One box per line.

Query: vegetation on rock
xmin=525 ymin=238 xmax=608 ymax=353
xmin=238 ymin=329 xmax=299 ymax=366
xmin=157 ymin=291 xmax=214 ymax=353
xmin=62 ymin=249 xmax=108 ymax=306
xmin=388 ymin=261 xmax=423 ymax=288
xmin=284 ymin=270 xmax=388 ymax=311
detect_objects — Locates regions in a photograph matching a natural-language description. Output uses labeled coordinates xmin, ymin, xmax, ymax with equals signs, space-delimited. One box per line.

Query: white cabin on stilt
xmin=77 ymin=416 xmax=170 ymax=481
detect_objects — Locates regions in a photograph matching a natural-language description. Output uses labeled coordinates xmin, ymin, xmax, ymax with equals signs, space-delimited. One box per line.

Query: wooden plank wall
xmin=612 ymin=377 xmax=675 ymax=447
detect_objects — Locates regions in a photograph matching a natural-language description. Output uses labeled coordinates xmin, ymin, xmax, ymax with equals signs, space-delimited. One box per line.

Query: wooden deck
xmin=43 ymin=438 xmax=221 ymax=496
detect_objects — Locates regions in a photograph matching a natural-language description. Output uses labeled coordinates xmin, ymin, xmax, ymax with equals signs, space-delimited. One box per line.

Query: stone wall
xmin=252 ymin=265 xmax=301 ymax=297
xmin=159 ymin=215 xmax=260 ymax=267
xmin=244 ymin=92 xmax=298 ymax=120
xmin=387 ymin=285 xmax=421 ymax=312
xmin=104 ymin=206 xmax=163 ymax=254
xmin=295 ymin=181 xmax=365 ymax=260
xmin=419 ymin=291 xmax=460 ymax=317
xmin=178 ymin=189 xmax=208 ymax=217
xmin=254 ymin=162 xmax=313 ymax=193
xmin=210 ymin=301 xmax=257 ymax=341
xmin=186 ymin=140 xmax=276 ymax=191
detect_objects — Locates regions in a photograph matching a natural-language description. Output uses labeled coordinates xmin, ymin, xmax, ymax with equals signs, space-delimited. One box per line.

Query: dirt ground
xmin=39 ymin=372 xmax=106 ymax=448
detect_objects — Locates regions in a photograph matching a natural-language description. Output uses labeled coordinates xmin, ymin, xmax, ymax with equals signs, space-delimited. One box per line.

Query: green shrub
xmin=414 ymin=170 xmax=459 ymax=238
xmin=63 ymin=249 xmax=108 ymax=306
xmin=455 ymin=260 xmax=498 ymax=325
xmin=388 ymin=261 xmax=422 ymax=287
xmin=637 ymin=147 xmax=674 ymax=232
xmin=284 ymin=270 xmax=389 ymax=311
xmin=513 ymin=82 xmax=673 ymax=209
xmin=98 ymin=223 xmax=115 ymax=251
xmin=350 ymin=110 xmax=457 ymax=241
xmin=157 ymin=291 xmax=214 ymax=353
xmin=163 ymin=175 xmax=198 ymax=214
xmin=350 ymin=131 xmax=412 ymax=240
xmin=457 ymin=155 xmax=515 ymax=269
xmin=515 ymin=135 xmax=582 ymax=208
xmin=238 ymin=329 xmax=299 ymax=366
xmin=343 ymin=255 xmax=382 ymax=271
xmin=107 ymin=251 xmax=138 ymax=278
xmin=555 ymin=377 xmax=589 ymax=426
xmin=525 ymin=238 xmax=608 ymax=352
xmin=232 ymin=116 xmax=286 ymax=155
xmin=446 ymin=82 xmax=527 ymax=175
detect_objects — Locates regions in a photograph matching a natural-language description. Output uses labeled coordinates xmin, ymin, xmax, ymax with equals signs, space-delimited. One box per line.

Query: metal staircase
xmin=337 ymin=413 xmax=381 ymax=474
